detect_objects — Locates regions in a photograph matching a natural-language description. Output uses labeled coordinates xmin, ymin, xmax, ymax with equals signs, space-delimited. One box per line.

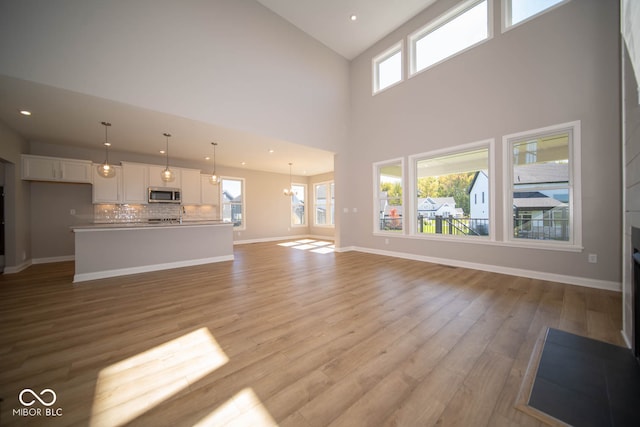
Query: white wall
xmin=0 ymin=0 xmax=349 ymax=153
xmin=341 ymin=0 xmax=621 ymax=288
xmin=0 ymin=121 xmax=31 ymax=271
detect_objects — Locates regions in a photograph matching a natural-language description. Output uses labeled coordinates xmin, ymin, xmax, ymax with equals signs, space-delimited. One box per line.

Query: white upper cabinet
xmin=181 ymin=168 xmax=202 ymax=204
xmin=22 ymin=155 xmax=92 ymax=183
xmin=148 ymin=165 xmax=182 ymax=189
xmin=201 ymin=175 xmax=218 ymax=206
xmin=121 ymin=162 xmax=149 ymax=204
xmin=92 ymin=164 xmax=123 ymax=203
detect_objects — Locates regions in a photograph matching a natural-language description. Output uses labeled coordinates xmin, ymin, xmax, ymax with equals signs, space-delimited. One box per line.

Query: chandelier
xmin=160 ymin=132 xmax=175 ymax=182
xmin=96 ymin=121 xmax=116 ymax=178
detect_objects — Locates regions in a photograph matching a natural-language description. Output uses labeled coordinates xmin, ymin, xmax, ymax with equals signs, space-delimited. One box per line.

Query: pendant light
xmin=283 ymin=162 xmax=295 ymax=196
xmin=97 ymin=121 xmax=116 ymax=178
xmin=209 ymin=142 xmax=220 ymax=184
xmin=161 ymin=132 xmax=175 ymax=182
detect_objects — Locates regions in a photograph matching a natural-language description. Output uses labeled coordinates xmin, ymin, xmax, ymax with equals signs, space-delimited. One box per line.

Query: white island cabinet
xmin=22 ymin=154 xmax=92 ymax=183
xmin=71 ymin=221 xmax=233 ymax=282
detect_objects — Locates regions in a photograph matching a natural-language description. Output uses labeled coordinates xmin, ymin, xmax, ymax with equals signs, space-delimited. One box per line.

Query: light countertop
xmin=71 ymin=220 xmax=232 ymax=231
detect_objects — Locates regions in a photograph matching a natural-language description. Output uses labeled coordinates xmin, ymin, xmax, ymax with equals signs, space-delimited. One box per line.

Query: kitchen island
xmin=71 ymin=221 xmax=234 ymax=283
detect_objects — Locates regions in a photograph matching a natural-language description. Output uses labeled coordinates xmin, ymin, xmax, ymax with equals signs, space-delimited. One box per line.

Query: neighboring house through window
xmin=410 ymin=141 xmax=492 ymax=237
xmin=503 ymin=121 xmax=581 ymax=248
xmin=314 ymin=181 xmax=335 ymax=226
xmin=291 ymin=184 xmax=306 ymax=226
xmin=374 ymin=159 xmax=404 ymax=233
xmin=221 ymin=177 xmax=245 ymax=229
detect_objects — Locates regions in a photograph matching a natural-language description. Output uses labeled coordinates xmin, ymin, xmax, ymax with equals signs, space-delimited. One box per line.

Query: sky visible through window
xmin=414 ymin=0 xmax=487 ymax=73
xmin=510 ymin=0 xmax=564 ymax=26
xmin=378 ymin=50 xmax=402 ymax=91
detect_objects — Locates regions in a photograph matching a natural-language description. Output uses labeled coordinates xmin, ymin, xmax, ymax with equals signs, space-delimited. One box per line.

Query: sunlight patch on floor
xmin=193 ymin=388 xmax=278 ymax=426
xmin=90 ymin=327 xmax=228 ymax=426
xmin=277 ymin=239 xmax=335 ymax=254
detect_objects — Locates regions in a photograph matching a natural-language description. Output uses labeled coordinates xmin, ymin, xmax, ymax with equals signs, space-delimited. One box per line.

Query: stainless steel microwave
xmin=148 ymin=187 xmax=181 ymax=204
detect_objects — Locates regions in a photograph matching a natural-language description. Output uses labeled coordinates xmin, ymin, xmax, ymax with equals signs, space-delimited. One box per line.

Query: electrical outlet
xmin=588 ymin=253 xmax=597 ymax=264
xmin=70 ymin=209 xmax=76 ymax=215
xmin=385 ymin=238 xmax=389 ymax=245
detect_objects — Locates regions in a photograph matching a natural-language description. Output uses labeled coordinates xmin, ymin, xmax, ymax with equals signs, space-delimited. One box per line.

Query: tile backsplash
xmin=94 ymin=204 xmax=218 ymax=223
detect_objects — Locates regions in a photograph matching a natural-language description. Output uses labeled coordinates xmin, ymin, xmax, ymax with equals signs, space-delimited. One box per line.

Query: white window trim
xmin=291 ymin=182 xmax=307 ymax=228
xmin=408 ymin=139 xmax=495 ymax=240
xmin=313 ymin=180 xmax=335 ymax=228
xmin=502 ymin=120 xmax=582 ymax=251
xmin=501 ymin=0 xmax=570 ymax=34
xmin=220 ymin=176 xmax=246 ymax=231
xmin=372 ymin=40 xmax=404 ymax=95
xmin=408 ymin=0 xmax=493 ymax=79
xmin=373 ymin=157 xmax=406 ymax=236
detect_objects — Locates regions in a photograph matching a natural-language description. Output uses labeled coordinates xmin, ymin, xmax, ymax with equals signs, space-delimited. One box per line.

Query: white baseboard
xmin=3 ymin=259 xmax=32 ymax=274
xmin=73 ymin=255 xmax=234 ymax=283
xmin=339 ymin=246 xmax=621 ymax=292
xmin=33 ymin=255 xmax=75 ymax=264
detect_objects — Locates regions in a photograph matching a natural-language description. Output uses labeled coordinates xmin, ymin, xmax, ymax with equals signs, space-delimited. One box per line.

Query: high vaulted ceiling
xmin=255 ymin=0 xmax=436 ymax=60
xmin=0 ymin=1 xmax=436 ymax=176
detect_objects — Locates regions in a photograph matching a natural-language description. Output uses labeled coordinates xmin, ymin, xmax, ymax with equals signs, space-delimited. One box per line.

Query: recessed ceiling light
xmin=19 ymin=110 xmax=32 ymax=116
xmin=205 ymin=156 xmax=211 ymax=160
xmin=241 ymin=161 xmax=246 ymax=166
xmin=350 ymin=14 xmax=357 ymax=21
xmin=268 ymin=149 xmax=274 ymax=153
xmin=160 ymin=150 xmax=166 ymax=154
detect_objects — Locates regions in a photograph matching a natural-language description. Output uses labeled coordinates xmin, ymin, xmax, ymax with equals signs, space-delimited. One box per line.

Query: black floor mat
xmin=529 ymin=329 xmax=640 ymax=427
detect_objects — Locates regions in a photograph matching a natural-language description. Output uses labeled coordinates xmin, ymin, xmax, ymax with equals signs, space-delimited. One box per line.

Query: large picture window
xmin=221 ymin=177 xmax=245 ymax=229
xmin=314 ymin=181 xmax=334 ymax=227
xmin=410 ymin=143 xmax=491 ymax=238
xmin=409 ymin=0 xmax=489 ymax=76
xmin=374 ymin=159 xmax=404 ymax=233
xmin=504 ymin=121 xmax=581 ymax=248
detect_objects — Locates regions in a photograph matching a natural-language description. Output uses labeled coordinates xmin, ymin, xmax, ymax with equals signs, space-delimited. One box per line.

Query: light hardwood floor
xmin=0 ymin=240 xmax=624 ymax=426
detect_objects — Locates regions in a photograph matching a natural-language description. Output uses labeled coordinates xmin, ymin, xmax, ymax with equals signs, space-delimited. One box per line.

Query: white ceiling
xmin=255 ymin=0 xmax=436 ymax=60
xmin=0 ymin=1 xmax=436 ymax=176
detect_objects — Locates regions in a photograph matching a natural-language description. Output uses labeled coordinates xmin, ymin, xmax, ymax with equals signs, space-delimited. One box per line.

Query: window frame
xmin=502 ymin=120 xmax=582 ymax=251
xmin=313 ymin=181 xmax=335 ymax=228
xmin=220 ymin=176 xmax=246 ymax=230
xmin=372 ymin=40 xmax=404 ymax=95
xmin=373 ymin=158 xmax=405 ymax=236
xmin=408 ymin=139 xmax=495 ymax=240
xmin=290 ymin=183 xmax=307 ymax=227
xmin=408 ymin=0 xmax=492 ymax=78
xmin=502 ymin=0 xmax=570 ymax=33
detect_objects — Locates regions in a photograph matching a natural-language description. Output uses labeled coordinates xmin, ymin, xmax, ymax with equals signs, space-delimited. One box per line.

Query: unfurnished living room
xmin=1 ymin=1 xmax=640 ymax=426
